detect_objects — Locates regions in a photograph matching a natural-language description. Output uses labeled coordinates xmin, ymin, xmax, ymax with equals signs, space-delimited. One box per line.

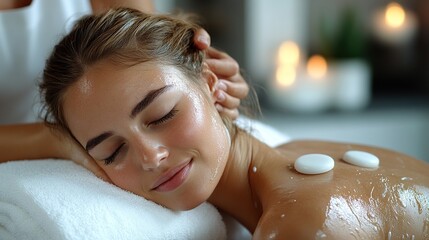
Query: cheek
xmin=167 ymin=93 xmax=217 ymax=147
xmin=175 ymin=92 xmax=230 ymax=177
xmin=102 ymin=162 xmax=145 ymax=195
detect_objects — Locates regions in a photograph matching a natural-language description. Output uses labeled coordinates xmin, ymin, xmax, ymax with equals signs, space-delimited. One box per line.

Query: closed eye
xmin=151 ymin=109 xmax=178 ymax=126
xmin=103 ymin=143 xmax=125 ymax=165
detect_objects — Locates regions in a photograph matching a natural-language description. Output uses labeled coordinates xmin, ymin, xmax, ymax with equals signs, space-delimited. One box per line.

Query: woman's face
xmin=63 ymin=60 xmax=230 ymax=210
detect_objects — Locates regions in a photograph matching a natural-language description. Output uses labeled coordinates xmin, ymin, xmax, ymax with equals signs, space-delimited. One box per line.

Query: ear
xmin=201 ymin=63 xmax=218 ymax=102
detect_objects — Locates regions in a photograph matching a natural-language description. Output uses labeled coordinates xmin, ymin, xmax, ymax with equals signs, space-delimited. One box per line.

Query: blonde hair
xmin=40 ymin=8 xmax=204 ymax=132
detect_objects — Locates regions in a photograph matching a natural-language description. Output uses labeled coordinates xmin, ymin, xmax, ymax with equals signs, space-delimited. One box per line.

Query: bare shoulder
xmin=253 ymin=140 xmax=429 ymax=239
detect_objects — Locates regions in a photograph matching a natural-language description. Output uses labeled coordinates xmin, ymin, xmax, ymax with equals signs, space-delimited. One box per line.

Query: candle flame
xmin=277 ymin=41 xmax=300 ymax=66
xmin=276 ymin=65 xmax=296 ymax=87
xmin=385 ymin=2 xmax=405 ymax=28
xmin=307 ymin=55 xmax=327 ymax=80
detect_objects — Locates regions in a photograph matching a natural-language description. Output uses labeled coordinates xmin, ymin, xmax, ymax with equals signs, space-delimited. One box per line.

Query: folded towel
xmin=0 ymin=160 xmax=226 ymax=240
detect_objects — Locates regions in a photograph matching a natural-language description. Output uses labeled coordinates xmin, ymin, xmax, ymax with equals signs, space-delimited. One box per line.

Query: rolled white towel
xmin=0 ymin=118 xmax=289 ymax=240
xmin=0 ymin=160 xmax=226 ymax=240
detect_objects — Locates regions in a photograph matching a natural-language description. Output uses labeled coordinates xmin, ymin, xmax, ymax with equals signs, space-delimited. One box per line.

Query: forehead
xmin=75 ymin=60 xmax=188 ymax=94
xmin=62 ymin=60 xmax=197 ymax=138
xmin=64 ymin=60 xmax=194 ymax=109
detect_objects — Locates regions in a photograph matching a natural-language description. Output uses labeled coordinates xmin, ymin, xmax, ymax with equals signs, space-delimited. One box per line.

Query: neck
xmin=208 ymin=127 xmax=273 ymax=232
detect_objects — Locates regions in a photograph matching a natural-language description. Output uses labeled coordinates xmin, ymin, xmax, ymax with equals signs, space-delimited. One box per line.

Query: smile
xmin=151 ymin=160 xmax=192 ymax=192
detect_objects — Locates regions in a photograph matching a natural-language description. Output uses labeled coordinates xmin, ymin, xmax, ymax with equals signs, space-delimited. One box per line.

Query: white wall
xmin=245 ymin=0 xmax=309 ymax=82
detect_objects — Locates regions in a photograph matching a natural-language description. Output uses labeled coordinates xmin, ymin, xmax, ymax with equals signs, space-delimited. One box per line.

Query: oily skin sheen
xmin=63 ymin=60 xmax=230 ymax=210
xmin=60 ymin=59 xmax=429 ymax=239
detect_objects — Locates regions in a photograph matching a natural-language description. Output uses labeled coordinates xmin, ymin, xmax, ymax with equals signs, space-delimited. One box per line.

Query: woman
xmin=39 ymin=8 xmax=429 ymax=239
xmin=0 ymin=0 xmax=247 ymax=124
xmin=0 ymin=0 xmax=248 ymax=176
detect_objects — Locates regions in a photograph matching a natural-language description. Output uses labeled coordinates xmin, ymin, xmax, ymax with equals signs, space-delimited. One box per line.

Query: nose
xmin=131 ymin=135 xmax=169 ymax=171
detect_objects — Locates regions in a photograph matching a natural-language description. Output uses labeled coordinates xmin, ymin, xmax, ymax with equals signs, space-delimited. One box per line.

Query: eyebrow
xmin=130 ymin=85 xmax=171 ymax=118
xmin=85 ymin=85 xmax=172 ymax=151
xmin=85 ymin=132 xmax=113 ymax=151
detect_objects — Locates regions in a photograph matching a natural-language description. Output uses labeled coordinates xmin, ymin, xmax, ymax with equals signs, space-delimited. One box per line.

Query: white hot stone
xmin=294 ymin=154 xmax=335 ymax=175
xmin=342 ymin=150 xmax=379 ymax=168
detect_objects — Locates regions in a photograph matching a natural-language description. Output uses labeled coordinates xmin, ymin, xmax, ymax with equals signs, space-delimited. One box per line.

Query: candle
xmin=289 ymin=55 xmax=332 ymax=112
xmin=270 ymin=43 xmax=332 ymax=113
xmin=246 ymin=0 xmax=308 ymax=84
xmin=306 ymin=55 xmax=328 ymax=80
xmin=275 ymin=41 xmax=300 ymax=88
xmin=372 ymin=2 xmax=418 ymax=46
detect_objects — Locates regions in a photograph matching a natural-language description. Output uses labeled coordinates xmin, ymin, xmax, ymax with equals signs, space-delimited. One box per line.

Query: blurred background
xmin=155 ymin=0 xmax=429 ymax=161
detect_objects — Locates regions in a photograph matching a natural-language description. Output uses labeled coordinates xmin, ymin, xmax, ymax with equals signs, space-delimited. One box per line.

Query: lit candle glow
xmin=385 ymin=2 xmax=405 ymax=28
xmin=275 ymin=41 xmax=301 ymax=87
xmin=271 ymin=41 xmax=333 ymax=112
xmin=277 ymin=41 xmax=300 ymax=66
xmin=307 ymin=55 xmax=328 ymax=80
xmin=372 ymin=2 xmax=417 ymax=45
xmin=276 ymin=65 xmax=296 ymax=87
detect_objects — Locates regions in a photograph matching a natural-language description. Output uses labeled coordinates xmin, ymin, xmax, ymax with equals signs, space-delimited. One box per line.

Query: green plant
xmin=319 ymin=6 xmax=366 ymax=60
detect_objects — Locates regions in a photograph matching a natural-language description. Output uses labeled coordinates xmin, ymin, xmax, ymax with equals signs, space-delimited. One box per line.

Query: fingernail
xmin=217 ymin=81 xmax=227 ymax=91
xmin=198 ymin=35 xmax=209 ymax=46
xmin=217 ymin=91 xmax=226 ymax=101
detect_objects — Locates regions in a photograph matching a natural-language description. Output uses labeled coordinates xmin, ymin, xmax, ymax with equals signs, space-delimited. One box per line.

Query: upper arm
xmin=90 ymin=0 xmax=155 ymax=14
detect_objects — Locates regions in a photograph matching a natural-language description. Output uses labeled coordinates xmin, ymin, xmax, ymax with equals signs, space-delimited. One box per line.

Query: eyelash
xmin=103 ymin=109 xmax=178 ymax=165
xmin=104 ymin=143 xmax=125 ymax=165
xmin=150 ymin=108 xmax=178 ymax=126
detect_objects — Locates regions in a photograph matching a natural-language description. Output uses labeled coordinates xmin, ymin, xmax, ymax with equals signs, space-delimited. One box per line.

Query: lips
xmin=151 ymin=160 xmax=192 ymax=192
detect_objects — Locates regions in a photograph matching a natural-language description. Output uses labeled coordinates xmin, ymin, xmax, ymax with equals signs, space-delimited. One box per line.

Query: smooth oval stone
xmin=294 ymin=154 xmax=335 ymax=175
xmin=342 ymin=150 xmax=379 ymax=168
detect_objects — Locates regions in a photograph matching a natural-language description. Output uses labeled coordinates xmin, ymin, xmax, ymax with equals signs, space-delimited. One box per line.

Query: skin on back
xmin=250 ymin=140 xmax=429 ymax=239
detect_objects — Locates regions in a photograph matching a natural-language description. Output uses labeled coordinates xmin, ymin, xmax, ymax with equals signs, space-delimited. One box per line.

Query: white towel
xmin=0 ymin=117 xmax=289 ymax=240
xmin=236 ymin=116 xmax=291 ymax=147
xmin=0 ymin=160 xmax=226 ymax=240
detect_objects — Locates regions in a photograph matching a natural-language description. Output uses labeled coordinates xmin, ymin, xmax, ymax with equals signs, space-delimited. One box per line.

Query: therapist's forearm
xmin=91 ymin=0 xmax=155 ymax=14
xmin=0 ymin=123 xmax=62 ymax=163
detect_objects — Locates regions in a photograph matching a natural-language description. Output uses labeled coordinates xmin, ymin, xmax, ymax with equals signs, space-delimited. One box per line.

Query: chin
xmin=170 ymin=189 xmax=212 ymax=211
xmin=174 ymin=200 xmax=206 ymax=211
xmin=163 ymin=196 xmax=206 ymax=211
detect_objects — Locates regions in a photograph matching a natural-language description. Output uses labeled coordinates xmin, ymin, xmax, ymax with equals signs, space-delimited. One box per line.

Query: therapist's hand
xmin=193 ymin=29 xmax=249 ymax=120
xmin=51 ymin=128 xmax=112 ymax=183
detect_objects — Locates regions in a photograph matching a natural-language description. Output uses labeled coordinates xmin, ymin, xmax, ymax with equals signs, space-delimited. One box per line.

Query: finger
xmin=205 ymin=47 xmax=240 ymax=77
xmin=216 ymin=104 xmax=239 ymax=120
xmin=193 ymin=28 xmax=211 ymax=50
xmin=205 ymin=46 xmax=229 ymax=60
xmin=217 ymin=79 xmax=249 ymax=100
xmin=214 ymin=89 xmax=241 ymax=110
xmin=82 ymin=159 xmax=112 ymax=183
xmin=54 ymin=128 xmax=112 ymax=183
xmin=206 ymin=58 xmax=239 ymax=79
xmin=72 ymin=147 xmax=112 ymax=183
